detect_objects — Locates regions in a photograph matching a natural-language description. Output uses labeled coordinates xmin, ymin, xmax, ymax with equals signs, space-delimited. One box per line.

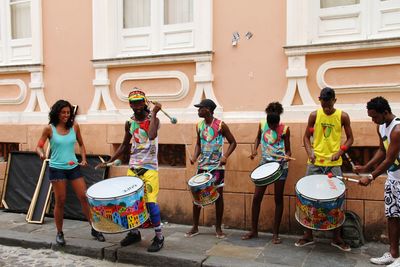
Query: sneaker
xmin=120 ymin=231 xmax=141 ymax=246
xmin=56 ymin=231 xmax=65 ymax=246
xmin=147 ymin=236 xmax=164 ymax=252
xmin=388 ymin=258 xmax=400 ymax=267
xmin=370 ymin=252 xmax=396 ymax=265
xmin=91 ymin=228 xmax=105 ymax=242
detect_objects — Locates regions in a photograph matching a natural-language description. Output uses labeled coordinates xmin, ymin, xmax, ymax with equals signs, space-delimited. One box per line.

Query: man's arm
xmin=148 ymin=102 xmax=161 ymax=140
xmin=371 ymin=125 xmax=400 ymax=178
xmin=190 ymin=127 xmax=201 ymax=165
xmin=220 ymin=122 xmax=237 ymax=165
xmin=304 ymin=112 xmax=316 ymax=164
xmin=332 ymin=112 xmax=354 ymax=161
xmin=355 ymin=125 xmax=386 ymax=174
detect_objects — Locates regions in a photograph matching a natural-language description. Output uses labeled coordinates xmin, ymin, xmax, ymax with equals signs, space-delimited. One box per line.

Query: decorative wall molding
xmin=284 ymin=37 xmax=400 ymax=56
xmin=282 ymin=55 xmax=315 ymax=107
xmin=115 ymin=71 xmax=190 ymax=102
xmin=0 ymin=79 xmax=27 ymax=104
xmin=88 ymin=51 xmax=220 ymax=120
xmin=317 ymin=56 xmax=400 ymax=94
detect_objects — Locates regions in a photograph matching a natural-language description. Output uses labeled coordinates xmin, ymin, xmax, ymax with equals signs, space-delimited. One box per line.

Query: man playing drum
xmin=295 ymin=87 xmax=354 ymax=251
xmin=98 ymin=89 xmax=164 ymax=252
xmin=356 ymin=97 xmax=400 ymax=266
xmin=185 ymin=99 xmax=237 ymax=239
xmin=242 ymin=102 xmax=291 ymax=244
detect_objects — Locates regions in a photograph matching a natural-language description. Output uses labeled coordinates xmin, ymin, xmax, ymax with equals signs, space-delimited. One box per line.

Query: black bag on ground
xmin=341 ymin=211 xmax=365 ymax=248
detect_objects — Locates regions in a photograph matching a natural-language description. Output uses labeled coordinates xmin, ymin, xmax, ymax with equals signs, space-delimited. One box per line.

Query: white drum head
xmin=87 ymin=176 xmax=143 ymax=199
xmin=296 ymin=175 xmax=345 ymax=200
xmin=251 ymin=162 xmax=280 ymax=180
xmin=188 ymin=173 xmax=213 ymax=186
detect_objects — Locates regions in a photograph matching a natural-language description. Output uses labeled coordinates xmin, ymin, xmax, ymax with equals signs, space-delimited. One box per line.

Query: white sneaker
xmin=388 ymin=258 xmax=400 ymax=267
xmin=370 ymin=252 xmax=396 ymax=265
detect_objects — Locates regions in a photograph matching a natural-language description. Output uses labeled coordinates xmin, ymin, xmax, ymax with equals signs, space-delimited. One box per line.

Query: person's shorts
xmin=49 ymin=166 xmax=82 ymax=181
xmin=306 ymin=164 xmax=342 ymax=177
xmin=127 ymin=168 xmax=159 ymax=203
xmin=385 ymin=179 xmax=400 ymax=218
xmin=279 ymin=168 xmax=289 ymax=181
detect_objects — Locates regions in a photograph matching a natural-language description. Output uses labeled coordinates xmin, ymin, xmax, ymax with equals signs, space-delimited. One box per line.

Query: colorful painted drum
xmin=86 ymin=176 xmax=149 ymax=234
xmin=250 ymin=162 xmax=282 ymax=186
xmin=188 ymin=173 xmax=220 ymax=207
xmin=295 ymin=174 xmax=346 ymax=230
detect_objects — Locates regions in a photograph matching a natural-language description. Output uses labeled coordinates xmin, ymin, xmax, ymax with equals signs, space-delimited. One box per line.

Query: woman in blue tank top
xmin=36 ymin=100 xmax=105 ymax=245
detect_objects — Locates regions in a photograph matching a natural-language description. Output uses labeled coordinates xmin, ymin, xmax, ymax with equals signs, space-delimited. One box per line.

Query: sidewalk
xmin=0 ymin=210 xmax=388 ymax=267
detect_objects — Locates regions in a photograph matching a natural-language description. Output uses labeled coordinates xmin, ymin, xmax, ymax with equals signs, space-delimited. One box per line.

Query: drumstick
xmin=269 ymin=153 xmax=296 ymax=161
xmin=340 ymin=145 xmax=359 ymax=175
xmin=327 ymin=173 xmax=359 ymax=183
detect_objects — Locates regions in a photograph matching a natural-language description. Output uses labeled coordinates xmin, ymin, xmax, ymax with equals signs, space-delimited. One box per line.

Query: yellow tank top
xmin=311 ymin=108 xmax=342 ymax=166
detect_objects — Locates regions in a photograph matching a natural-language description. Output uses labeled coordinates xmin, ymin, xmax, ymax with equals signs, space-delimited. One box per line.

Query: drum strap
xmin=131 ymin=167 xmax=148 ymax=176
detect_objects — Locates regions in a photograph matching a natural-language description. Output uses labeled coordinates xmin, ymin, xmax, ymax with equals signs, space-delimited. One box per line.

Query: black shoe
xmin=91 ymin=228 xmax=105 ymax=242
xmin=56 ymin=231 xmax=65 ymax=246
xmin=120 ymin=231 xmax=141 ymax=246
xmin=147 ymin=236 xmax=164 ymax=252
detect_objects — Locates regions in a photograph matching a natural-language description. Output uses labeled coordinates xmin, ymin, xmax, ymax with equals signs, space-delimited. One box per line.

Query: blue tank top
xmin=49 ymin=124 xmax=78 ymax=170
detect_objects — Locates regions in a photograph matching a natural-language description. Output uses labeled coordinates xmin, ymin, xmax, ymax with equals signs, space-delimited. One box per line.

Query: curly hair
xmin=265 ymin=102 xmax=284 ymax=115
xmin=367 ymin=96 xmax=391 ymax=114
xmin=48 ymin=100 xmax=74 ymax=128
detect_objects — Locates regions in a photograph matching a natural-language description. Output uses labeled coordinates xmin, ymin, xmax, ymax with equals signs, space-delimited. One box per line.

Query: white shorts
xmin=385 ymin=179 xmax=400 ymax=218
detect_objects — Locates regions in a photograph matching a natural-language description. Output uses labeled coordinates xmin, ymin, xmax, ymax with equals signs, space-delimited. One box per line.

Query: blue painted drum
xmin=86 ymin=176 xmax=149 ymax=234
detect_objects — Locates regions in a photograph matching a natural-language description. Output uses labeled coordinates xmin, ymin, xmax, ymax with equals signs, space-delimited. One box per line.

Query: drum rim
xmin=250 ymin=162 xmax=281 ymax=179
xmin=295 ymin=175 xmax=346 ymax=201
xmin=188 ymin=172 xmax=214 ymax=186
xmin=295 ymin=187 xmax=346 ymax=202
xmin=87 ymin=183 xmax=145 ymax=201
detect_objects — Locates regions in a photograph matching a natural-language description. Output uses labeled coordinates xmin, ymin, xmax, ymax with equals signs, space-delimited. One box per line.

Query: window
xmin=0 ymin=0 xmax=41 ymax=65
xmin=311 ymin=0 xmax=400 ymax=44
xmin=287 ymin=0 xmax=400 ymax=47
xmin=92 ymin=0 xmax=211 ymax=59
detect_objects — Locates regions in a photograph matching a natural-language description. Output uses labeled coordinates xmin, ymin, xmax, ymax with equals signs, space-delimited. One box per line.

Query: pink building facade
xmin=0 ymin=0 xmax=400 ymax=240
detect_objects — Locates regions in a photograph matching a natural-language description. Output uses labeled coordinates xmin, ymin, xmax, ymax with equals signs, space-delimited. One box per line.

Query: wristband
xmin=37 ymin=139 xmax=45 ymax=148
xmin=340 ymin=145 xmax=348 ymax=152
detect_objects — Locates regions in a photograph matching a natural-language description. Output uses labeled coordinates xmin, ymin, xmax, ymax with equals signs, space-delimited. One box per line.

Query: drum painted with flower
xmin=86 ymin=176 xmax=148 ymax=234
xmin=295 ymin=174 xmax=346 ymax=230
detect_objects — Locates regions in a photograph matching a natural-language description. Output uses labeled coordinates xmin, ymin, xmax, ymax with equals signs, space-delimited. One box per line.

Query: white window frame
xmin=0 ymin=0 xmax=42 ymax=66
xmin=92 ymin=0 xmax=212 ymax=59
xmin=287 ymin=0 xmax=400 ymax=47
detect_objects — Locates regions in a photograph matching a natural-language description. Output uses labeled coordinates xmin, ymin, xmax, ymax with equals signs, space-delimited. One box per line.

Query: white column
xmin=189 ymin=56 xmax=221 ymax=113
xmin=25 ymin=69 xmax=48 ymax=112
xmin=282 ymin=55 xmax=315 ymax=106
xmin=89 ymin=67 xmax=117 ymax=113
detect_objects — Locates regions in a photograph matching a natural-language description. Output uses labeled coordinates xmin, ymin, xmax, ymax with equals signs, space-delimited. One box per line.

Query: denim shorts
xmin=49 ymin=166 xmax=82 ymax=181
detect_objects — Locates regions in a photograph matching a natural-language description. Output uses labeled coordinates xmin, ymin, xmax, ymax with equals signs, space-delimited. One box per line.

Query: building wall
xmin=0 ymin=0 xmax=397 ymax=240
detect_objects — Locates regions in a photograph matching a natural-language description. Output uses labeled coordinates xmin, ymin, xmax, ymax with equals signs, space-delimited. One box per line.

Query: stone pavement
xmin=0 ymin=210 xmax=389 ymax=267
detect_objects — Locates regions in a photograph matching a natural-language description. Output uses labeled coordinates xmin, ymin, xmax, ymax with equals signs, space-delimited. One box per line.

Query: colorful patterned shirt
xmin=197 ymin=118 xmax=224 ymax=171
xmin=260 ymin=120 xmax=288 ymax=169
xmin=128 ymin=114 xmax=158 ymax=171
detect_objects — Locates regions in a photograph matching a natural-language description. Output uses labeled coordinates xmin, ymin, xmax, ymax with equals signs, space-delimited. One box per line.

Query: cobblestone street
xmin=0 ymin=244 xmax=141 ymax=267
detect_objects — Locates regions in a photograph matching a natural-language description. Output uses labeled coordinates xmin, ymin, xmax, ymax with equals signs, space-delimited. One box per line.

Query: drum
xmin=188 ymin=173 xmax=221 ymax=207
xmin=295 ymin=174 xmax=346 ymax=230
xmin=86 ymin=176 xmax=149 ymax=234
xmin=250 ymin=162 xmax=283 ymax=186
